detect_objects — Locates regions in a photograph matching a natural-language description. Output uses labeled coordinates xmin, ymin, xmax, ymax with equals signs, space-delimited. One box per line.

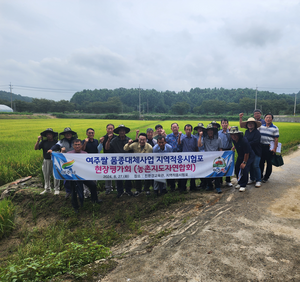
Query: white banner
xmin=52 ymin=151 xmax=235 ymax=181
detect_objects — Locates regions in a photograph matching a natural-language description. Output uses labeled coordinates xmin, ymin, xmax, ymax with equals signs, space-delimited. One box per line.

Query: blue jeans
xmin=250 ymin=154 xmax=261 ymax=182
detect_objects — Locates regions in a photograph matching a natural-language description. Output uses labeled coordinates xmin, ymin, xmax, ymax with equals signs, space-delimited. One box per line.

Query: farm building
xmin=0 ymin=104 xmax=13 ymax=112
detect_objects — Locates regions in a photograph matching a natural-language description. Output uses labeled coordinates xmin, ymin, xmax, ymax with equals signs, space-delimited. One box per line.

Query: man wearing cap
xmin=98 ymin=124 xmax=117 ymax=195
xmin=48 ymin=127 xmax=78 ymax=198
xmin=230 ymin=126 xmax=255 ymax=192
xmin=109 ymin=125 xmax=133 ymax=198
xmin=218 ymin=118 xmax=233 ymax=187
xmin=166 ymin=122 xmax=182 ymax=191
xmin=211 ymin=121 xmax=221 ymax=130
xmin=124 ymin=133 xmax=153 ymax=196
xmin=198 ymin=124 xmax=223 ymax=194
xmin=35 ymin=128 xmax=60 ymax=195
xmin=258 ymin=113 xmax=279 ymax=182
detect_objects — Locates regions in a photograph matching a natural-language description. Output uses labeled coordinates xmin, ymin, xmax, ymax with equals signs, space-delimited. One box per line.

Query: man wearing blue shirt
xmin=166 ymin=123 xmax=181 ymax=191
xmin=153 ymin=136 xmax=172 ymax=195
xmin=178 ymin=124 xmax=198 ymax=192
xmin=218 ymin=119 xmax=233 ymax=187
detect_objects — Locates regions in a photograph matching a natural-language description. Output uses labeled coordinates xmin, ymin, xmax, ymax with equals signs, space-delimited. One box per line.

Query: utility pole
xmin=294 ymin=93 xmax=297 ymax=116
xmin=10 ymin=82 xmax=13 ymax=109
xmin=139 ymin=85 xmax=141 ymax=119
xmin=255 ymin=85 xmax=257 ymax=110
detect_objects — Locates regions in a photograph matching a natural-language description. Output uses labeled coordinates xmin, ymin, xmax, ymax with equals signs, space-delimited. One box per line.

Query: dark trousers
xmin=116 ymin=180 xmax=132 ymax=194
xmin=178 ymin=178 xmax=196 ymax=192
xmin=167 ymin=179 xmax=176 ymax=191
xmin=70 ymin=180 xmax=99 ymax=210
xmin=235 ymin=156 xmax=254 ymax=187
xmin=260 ymin=144 xmax=273 ymax=180
xmin=135 ymin=180 xmax=152 ymax=192
xmin=205 ymin=177 xmax=221 ymax=189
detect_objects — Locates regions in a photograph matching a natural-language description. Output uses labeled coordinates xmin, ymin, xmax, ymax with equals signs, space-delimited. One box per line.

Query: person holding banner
xmin=218 ymin=119 xmax=233 ymax=187
xmin=47 ymin=127 xmax=78 ymax=198
xmin=35 ymin=128 xmax=60 ymax=195
xmin=124 ymin=133 xmax=153 ymax=196
xmin=152 ymin=136 xmax=172 ymax=196
xmin=194 ymin=123 xmax=206 ymax=189
xmin=98 ymin=124 xmax=117 ymax=195
xmin=166 ymin=122 xmax=181 ymax=192
xmin=178 ymin=124 xmax=198 ymax=192
xmin=198 ymin=124 xmax=223 ymax=194
xmin=67 ymin=139 xmax=102 ymax=213
xmin=110 ymin=125 xmax=134 ymax=198
xmin=230 ymin=127 xmax=255 ymax=192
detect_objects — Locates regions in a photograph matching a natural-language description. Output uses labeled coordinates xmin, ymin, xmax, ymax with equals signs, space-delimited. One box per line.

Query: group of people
xmin=35 ymin=109 xmax=279 ymax=211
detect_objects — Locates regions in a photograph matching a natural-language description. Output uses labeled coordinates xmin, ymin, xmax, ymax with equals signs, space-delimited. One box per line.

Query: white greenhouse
xmin=0 ymin=104 xmax=13 ymax=112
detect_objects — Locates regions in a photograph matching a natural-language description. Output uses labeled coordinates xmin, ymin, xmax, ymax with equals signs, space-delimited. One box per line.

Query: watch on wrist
xmin=242 ymin=161 xmax=246 ymax=164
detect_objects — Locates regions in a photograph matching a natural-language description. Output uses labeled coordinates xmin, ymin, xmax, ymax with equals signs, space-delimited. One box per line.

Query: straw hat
xmin=240 ymin=117 xmax=261 ymax=129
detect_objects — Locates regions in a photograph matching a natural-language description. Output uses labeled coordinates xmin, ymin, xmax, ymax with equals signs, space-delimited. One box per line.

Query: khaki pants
xmin=42 ymin=159 xmax=60 ymax=191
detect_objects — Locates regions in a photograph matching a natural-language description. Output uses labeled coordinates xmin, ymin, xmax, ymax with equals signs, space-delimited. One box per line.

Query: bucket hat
xmin=114 ymin=124 xmax=130 ymax=134
xmin=40 ymin=128 xmax=58 ymax=141
xmin=59 ymin=127 xmax=78 ymax=140
xmin=240 ymin=117 xmax=261 ymax=129
xmin=204 ymin=123 xmax=218 ymax=137
xmin=194 ymin=123 xmax=206 ymax=131
xmin=229 ymin=126 xmax=243 ymax=136
xmin=211 ymin=121 xmax=220 ymax=129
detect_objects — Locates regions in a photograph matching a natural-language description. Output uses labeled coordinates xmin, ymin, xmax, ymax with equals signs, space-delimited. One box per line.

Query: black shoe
xmin=262 ymin=178 xmax=268 ymax=183
xmin=93 ymin=199 xmax=103 ymax=204
xmin=65 ymin=192 xmax=71 ymax=199
xmin=134 ymin=191 xmax=140 ymax=197
xmin=117 ymin=192 xmax=124 ymax=198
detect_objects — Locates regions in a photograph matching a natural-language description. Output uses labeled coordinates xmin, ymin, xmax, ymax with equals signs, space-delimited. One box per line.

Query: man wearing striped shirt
xmin=258 ymin=113 xmax=279 ymax=182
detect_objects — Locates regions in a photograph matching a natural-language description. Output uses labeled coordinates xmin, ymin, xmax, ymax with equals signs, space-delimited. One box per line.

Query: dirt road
xmin=102 ymin=149 xmax=300 ymax=282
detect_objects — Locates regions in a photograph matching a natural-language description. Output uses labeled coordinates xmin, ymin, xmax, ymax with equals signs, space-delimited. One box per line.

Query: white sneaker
xmin=235 ymin=184 xmax=240 ymax=189
xmin=255 ymin=182 xmax=261 ymax=188
xmin=226 ymin=182 xmax=233 ymax=187
xmin=239 ymin=187 xmax=246 ymax=192
xmin=54 ymin=190 xmax=60 ymax=195
xmin=40 ymin=189 xmax=51 ymax=195
xmin=247 ymin=179 xmax=255 ymax=185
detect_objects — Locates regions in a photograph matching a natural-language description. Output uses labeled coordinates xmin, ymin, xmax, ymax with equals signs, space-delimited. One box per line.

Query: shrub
xmin=0 ymin=198 xmax=15 ymax=239
xmin=0 ymin=239 xmax=111 ymax=282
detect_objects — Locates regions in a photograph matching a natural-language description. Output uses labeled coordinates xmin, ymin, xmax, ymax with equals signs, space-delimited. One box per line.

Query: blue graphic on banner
xmin=205 ymin=151 xmax=234 ymax=177
xmin=52 ymin=153 xmax=85 ymax=180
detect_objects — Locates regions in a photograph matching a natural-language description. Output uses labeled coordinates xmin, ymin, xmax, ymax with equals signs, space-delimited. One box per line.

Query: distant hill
xmin=0 ymin=90 xmax=33 ymax=102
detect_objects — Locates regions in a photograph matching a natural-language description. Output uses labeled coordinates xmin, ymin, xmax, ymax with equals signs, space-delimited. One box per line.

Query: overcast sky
xmin=1 ymin=0 xmax=300 ymax=101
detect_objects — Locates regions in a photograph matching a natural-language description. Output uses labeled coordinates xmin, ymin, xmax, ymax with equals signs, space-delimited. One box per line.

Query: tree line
xmin=1 ymin=87 xmax=299 ymax=115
